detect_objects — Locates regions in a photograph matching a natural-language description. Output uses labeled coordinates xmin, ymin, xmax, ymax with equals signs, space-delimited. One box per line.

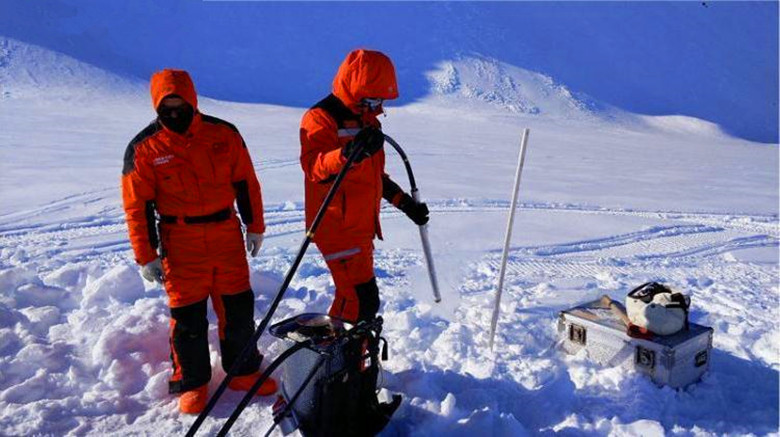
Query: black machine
xmin=267 ymin=314 xmax=401 ymax=436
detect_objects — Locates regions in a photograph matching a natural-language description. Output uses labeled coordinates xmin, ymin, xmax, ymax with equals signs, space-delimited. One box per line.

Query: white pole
xmin=489 ymin=128 xmax=531 ymax=351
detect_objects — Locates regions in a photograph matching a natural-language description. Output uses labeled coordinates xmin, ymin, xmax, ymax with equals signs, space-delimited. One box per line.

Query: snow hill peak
xmin=425 ymin=55 xmax=599 ymax=120
xmin=424 ymin=55 xmax=735 ymax=140
xmin=0 ymin=38 xmax=738 ymax=141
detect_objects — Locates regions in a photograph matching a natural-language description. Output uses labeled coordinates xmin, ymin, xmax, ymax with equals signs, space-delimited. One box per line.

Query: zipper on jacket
xmin=341 ymin=190 xmax=347 ymax=225
xmin=339 ymin=297 xmax=347 ymax=316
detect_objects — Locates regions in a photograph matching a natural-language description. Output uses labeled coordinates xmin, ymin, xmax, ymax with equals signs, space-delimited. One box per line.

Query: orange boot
xmin=179 ymin=385 xmax=208 ymax=414
xmin=228 ymin=372 xmax=278 ymax=396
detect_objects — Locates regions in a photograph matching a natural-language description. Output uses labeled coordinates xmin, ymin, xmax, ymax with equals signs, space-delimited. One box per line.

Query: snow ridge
xmin=0 ymin=38 xmax=735 ymax=140
xmin=423 ymin=55 xmax=734 ymax=139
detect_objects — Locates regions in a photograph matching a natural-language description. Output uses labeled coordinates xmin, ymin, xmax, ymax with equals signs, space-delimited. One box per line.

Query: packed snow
xmin=0 ymin=37 xmax=777 ymax=436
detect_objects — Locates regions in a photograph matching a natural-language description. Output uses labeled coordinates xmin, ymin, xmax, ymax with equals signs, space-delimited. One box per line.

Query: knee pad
xmin=170 ymin=299 xmax=209 ymax=339
xmin=221 ymin=289 xmax=256 ymax=337
xmin=355 ymin=277 xmax=380 ymax=322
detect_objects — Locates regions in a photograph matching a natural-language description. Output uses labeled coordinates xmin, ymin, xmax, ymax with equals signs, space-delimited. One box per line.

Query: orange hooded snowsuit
xmin=121 ymin=69 xmax=264 ymax=393
xmin=300 ymin=50 xmax=404 ymax=323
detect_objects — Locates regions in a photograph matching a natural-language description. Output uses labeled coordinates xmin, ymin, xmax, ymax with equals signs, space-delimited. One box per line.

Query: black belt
xmin=160 ymin=208 xmax=232 ymax=224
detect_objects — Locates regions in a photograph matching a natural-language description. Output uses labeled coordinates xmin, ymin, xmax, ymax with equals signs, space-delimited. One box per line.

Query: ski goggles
xmin=361 ymin=97 xmax=384 ymax=111
xmin=157 ymin=103 xmax=191 ymax=119
xmin=629 ymin=282 xmax=671 ymax=303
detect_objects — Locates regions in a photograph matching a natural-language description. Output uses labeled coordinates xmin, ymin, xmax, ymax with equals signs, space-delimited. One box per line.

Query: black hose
xmin=383 ymin=134 xmax=417 ymax=193
xmin=216 ymin=342 xmax=308 ymax=437
xmin=186 ymin=143 xmax=366 ymax=437
xmin=261 ymin=318 xmax=383 ymax=437
xmin=263 ymin=355 xmax=327 ymax=437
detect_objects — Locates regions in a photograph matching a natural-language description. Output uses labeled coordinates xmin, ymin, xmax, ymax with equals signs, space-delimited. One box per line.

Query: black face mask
xmin=157 ymin=104 xmax=194 ymax=134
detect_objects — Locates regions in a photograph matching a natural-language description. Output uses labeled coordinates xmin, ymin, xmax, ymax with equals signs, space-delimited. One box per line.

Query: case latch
xmin=635 ymin=345 xmax=656 ymax=369
xmin=569 ymin=324 xmax=587 ymax=346
xmin=695 ymin=350 xmax=708 ymax=367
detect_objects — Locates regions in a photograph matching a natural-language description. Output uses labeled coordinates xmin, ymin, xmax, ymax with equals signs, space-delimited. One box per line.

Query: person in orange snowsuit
xmin=300 ymin=50 xmax=430 ymax=323
xmin=121 ymin=69 xmax=276 ymax=414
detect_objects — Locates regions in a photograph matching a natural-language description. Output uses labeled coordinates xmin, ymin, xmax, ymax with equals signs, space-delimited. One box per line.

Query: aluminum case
xmin=558 ymin=299 xmax=713 ymax=388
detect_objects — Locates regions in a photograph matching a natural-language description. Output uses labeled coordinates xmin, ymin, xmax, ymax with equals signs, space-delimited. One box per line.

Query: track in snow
xmin=1 ymin=188 xmax=775 ymax=269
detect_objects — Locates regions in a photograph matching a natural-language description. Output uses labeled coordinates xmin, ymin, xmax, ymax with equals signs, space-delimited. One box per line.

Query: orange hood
xmin=332 ymin=49 xmax=399 ymax=111
xmin=150 ymin=69 xmax=199 ymax=111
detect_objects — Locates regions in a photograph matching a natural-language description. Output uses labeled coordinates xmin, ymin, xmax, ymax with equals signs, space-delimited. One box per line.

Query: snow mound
xmin=426 ymin=56 xmax=598 ymax=119
xmin=0 ymin=37 xmax=142 ymax=100
xmin=81 ymin=264 xmax=146 ymax=308
xmin=638 ymin=114 xmax=729 ymax=138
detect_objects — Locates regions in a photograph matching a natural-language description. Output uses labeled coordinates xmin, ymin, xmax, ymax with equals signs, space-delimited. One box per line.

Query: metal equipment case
xmin=558 ymin=299 xmax=713 ymax=388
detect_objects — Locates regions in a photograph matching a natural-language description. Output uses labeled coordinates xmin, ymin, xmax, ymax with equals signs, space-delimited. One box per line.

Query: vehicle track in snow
xmin=255 ymin=157 xmax=299 ymax=171
xmin=1 ymin=189 xmax=776 ymax=271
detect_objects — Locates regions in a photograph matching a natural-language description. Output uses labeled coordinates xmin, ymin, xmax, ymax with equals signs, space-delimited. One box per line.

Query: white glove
xmin=141 ymin=258 xmax=165 ymax=284
xmin=246 ymin=232 xmax=264 ymax=257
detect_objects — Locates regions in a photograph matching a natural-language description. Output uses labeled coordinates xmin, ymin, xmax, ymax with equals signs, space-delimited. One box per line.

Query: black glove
xmin=342 ymin=126 xmax=384 ymax=162
xmin=398 ymin=193 xmax=430 ymax=226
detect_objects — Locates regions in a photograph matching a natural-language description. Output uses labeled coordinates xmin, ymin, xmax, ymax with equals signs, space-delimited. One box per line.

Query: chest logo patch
xmin=153 ymin=154 xmax=175 ymax=166
xmin=212 ymin=142 xmax=228 ymax=155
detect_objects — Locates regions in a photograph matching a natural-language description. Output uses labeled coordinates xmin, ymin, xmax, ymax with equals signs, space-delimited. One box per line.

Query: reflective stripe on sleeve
xmin=337 ymin=128 xmax=361 ymax=138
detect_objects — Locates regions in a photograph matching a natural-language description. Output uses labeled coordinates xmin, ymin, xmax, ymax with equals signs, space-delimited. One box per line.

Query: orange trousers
xmin=319 ymin=243 xmax=379 ymax=323
xmin=160 ymin=217 xmax=260 ymax=393
xmin=160 ymin=217 xmax=250 ymax=308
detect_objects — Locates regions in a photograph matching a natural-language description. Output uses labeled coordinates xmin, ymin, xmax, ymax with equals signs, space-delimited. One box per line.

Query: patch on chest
xmin=153 ymin=154 xmax=175 ymax=166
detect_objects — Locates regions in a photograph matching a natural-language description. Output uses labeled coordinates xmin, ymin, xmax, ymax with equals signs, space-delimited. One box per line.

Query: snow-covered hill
xmin=424 ymin=56 xmax=730 ymax=139
xmin=4 ymin=0 xmax=776 ymax=142
xmin=0 ymin=37 xmax=142 ymax=100
xmin=0 ymin=39 xmax=778 ymax=436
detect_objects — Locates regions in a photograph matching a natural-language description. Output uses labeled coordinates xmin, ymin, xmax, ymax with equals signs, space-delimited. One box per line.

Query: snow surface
xmin=0 ymin=37 xmax=778 ymax=436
